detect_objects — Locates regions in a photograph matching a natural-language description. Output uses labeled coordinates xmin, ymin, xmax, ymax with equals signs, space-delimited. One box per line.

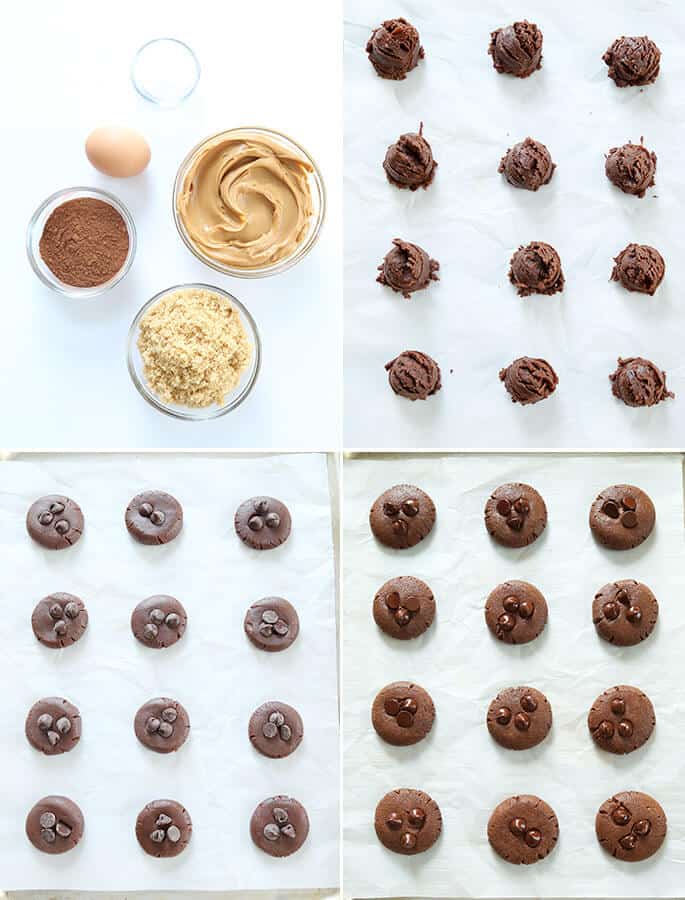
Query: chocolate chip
xmin=404 ymin=595 xmax=420 ymax=612
xmin=396 ymin=710 xmax=414 ymax=728
xmin=514 ymin=498 xmax=530 ymax=515
xmin=158 ymin=721 xmax=173 ymax=738
xmin=255 ymin=499 xmax=270 ymax=515
xmin=280 ymin=724 xmax=292 ymax=741
xmin=39 ymin=512 xmax=54 ymax=526
xmin=150 ymin=510 xmax=166 ymax=526
xmin=49 ymin=603 xmax=63 ymax=619
xmin=248 ymin=515 xmax=264 ymax=531
xmin=611 ymin=697 xmax=625 ymax=716
xmin=262 ymin=609 xmax=279 ymax=624
xmin=273 ymin=619 xmax=289 ymax=636
xmin=56 ymin=716 xmax=71 ymax=734
xmin=167 ymin=825 xmax=181 ymax=843
xmin=146 ymin=717 xmax=161 ymax=733
xmin=618 ymin=719 xmax=633 ymax=737
xmin=143 ymin=623 xmax=158 ymax=641
xmin=37 ymin=714 xmax=53 ymax=731
xmin=496 ymin=707 xmax=511 ymax=725
xmin=612 ymin=805 xmax=631 ymax=826
xmin=149 ymin=608 xmax=165 ymax=625
xmin=619 ymin=833 xmax=637 ymax=850
xmin=626 ymin=605 xmax=642 ymax=623
xmin=401 ymin=698 xmax=418 ymax=715
xmin=621 ymin=510 xmax=638 ymax=528
xmin=496 ymin=499 xmax=511 ymax=516
xmin=165 ymin=612 xmax=181 ymax=629
xmin=401 ymin=499 xmax=419 ymax=517
xmin=507 ymin=515 xmax=523 ymax=531
xmin=54 ymin=520 xmax=70 ymax=535
xmin=263 ymin=722 xmax=278 ymax=738
xmin=47 ymin=731 xmax=60 ymax=746
xmin=622 ymin=495 xmax=637 ymax=510
xmin=385 ymin=591 xmax=401 ymax=610
xmin=64 ymin=601 xmax=79 ymax=619
xmin=269 ymin=711 xmax=285 ymax=727
xmin=597 ymin=720 xmax=614 ymax=739
xmin=525 ymin=828 xmax=542 ymax=848
xmin=53 ymin=620 xmax=67 ymax=635
xmin=394 ymin=607 xmax=411 ymax=626
xmin=162 ymin=707 xmax=177 ymax=723
xmin=265 ymin=512 xmax=281 ymax=529
xmin=382 ymin=502 xmax=399 ymax=517
xmin=55 ymin=821 xmax=71 ymax=838
xmin=155 ymin=814 xmax=172 ymax=827
xmin=518 ymin=600 xmax=534 ymax=618
xmin=497 ymin=612 xmax=516 ymax=632
xmin=392 ymin=518 xmax=409 ymax=535
xmin=384 ymin=698 xmax=400 ymax=716
xmin=273 ymin=807 xmax=289 ymax=825
xmin=502 ymin=596 xmax=519 ymax=613
xmin=520 ymin=694 xmax=538 ymax=713
xmin=41 ymin=828 xmax=56 ymax=843
xmin=150 ymin=829 xmax=166 ymax=843
xmin=139 ymin=502 xmax=153 ymax=517
xmin=401 ymin=832 xmax=416 ymax=850
xmin=603 ymin=601 xmax=620 ymax=620
xmin=49 ymin=502 xmax=65 ymax=515
xmin=386 ymin=812 xmax=402 ymax=829
xmin=509 ymin=817 xmax=527 ymax=836
xmin=40 ymin=812 xmax=56 ymax=829
xmin=263 ymin=823 xmax=280 ymax=841
xmin=602 ymin=499 xmax=620 ymax=518
xmin=633 ymin=819 xmax=651 ymax=836
xmin=281 ymin=824 xmax=297 ymax=839
xmin=514 ymin=712 xmax=530 ymax=731
xmin=616 ymin=588 xmax=630 ymax=605
xmin=259 ymin=623 xmax=273 ymax=637
xmin=408 ymin=808 xmax=425 ymax=828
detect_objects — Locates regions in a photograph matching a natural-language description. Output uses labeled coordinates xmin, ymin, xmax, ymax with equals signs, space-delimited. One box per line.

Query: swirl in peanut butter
xmin=177 ymin=133 xmax=314 ymax=269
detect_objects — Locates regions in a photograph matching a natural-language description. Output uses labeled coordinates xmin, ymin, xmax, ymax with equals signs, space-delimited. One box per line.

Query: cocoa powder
xmin=39 ymin=197 xmax=130 ymax=288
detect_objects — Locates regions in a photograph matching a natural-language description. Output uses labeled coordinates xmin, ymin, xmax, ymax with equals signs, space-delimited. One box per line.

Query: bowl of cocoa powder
xmin=27 ymin=187 xmax=136 ymax=297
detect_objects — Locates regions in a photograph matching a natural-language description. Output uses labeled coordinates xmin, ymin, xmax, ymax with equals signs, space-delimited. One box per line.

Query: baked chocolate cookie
xmin=250 ymin=796 xmax=309 ymax=857
xmin=588 ymin=685 xmax=655 ymax=754
xmin=249 ymin=701 xmax=303 ymax=758
xmin=235 ymin=496 xmax=292 ymax=550
xmin=32 ymin=593 xmax=88 ymax=649
xmin=485 ymin=581 xmax=548 ymax=645
xmin=589 ymin=484 xmax=655 ymax=550
xmin=134 ymin=698 xmax=190 ymax=753
xmin=596 ymin=791 xmax=666 ymax=862
xmin=26 ymin=495 xmax=84 ymax=550
xmin=370 ymin=484 xmax=436 ymax=550
xmin=125 ymin=491 xmax=183 ymax=545
xmin=25 ymin=697 xmax=81 ymax=755
xmin=373 ymin=576 xmax=435 ymax=640
xmin=136 ymin=799 xmax=192 ymax=857
xmin=131 ymin=595 xmax=187 ymax=649
xmin=372 ymin=681 xmax=435 ymax=746
xmin=26 ymin=796 xmax=84 ymax=854
xmin=374 ymin=788 xmax=442 ymax=855
xmin=244 ymin=596 xmax=299 ymax=652
xmin=488 ymin=795 xmax=558 ymax=865
xmin=592 ymin=580 xmax=658 ymax=646
xmin=486 ymin=686 xmax=551 ymax=751
xmin=484 ymin=483 xmax=547 ymax=548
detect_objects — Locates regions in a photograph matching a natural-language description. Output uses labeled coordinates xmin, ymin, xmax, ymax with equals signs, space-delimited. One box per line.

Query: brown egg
xmin=85 ymin=126 xmax=151 ymax=177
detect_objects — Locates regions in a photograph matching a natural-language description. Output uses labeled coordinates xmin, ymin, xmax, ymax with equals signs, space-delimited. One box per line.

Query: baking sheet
xmin=0 ymin=453 xmax=338 ymax=892
xmin=344 ymin=0 xmax=685 ymax=448
xmin=343 ymin=453 xmax=685 ymax=898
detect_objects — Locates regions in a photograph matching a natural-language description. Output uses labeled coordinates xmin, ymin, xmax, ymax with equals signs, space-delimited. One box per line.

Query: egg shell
xmin=85 ymin=126 xmax=151 ymax=178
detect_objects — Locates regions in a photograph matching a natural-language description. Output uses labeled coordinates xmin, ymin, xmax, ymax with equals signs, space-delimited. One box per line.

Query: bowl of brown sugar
xmin=27 ymin=187 xmax=136 ymax=297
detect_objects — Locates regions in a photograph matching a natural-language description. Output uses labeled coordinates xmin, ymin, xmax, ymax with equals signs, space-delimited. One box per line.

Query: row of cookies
xmin=23 ymin=490 xmax=310 ymax=860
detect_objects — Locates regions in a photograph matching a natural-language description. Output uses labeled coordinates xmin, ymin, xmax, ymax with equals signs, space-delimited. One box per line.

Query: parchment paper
xmin=344 ymin=0 xmax=685 ymax=449
xmin=0 ymin=453 xmax=338 ymax=892
xmin=343 ymin=453 xmax=685 ymax=898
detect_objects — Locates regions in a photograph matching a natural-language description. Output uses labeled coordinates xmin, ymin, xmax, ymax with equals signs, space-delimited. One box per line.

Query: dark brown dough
xmin=377 ymin=239 xmax=439 ymax=298
xmin=603 ymin=36 xmax=661 ymax=87
xmin=489 ymin=21 xmax=543 ymax=77
xmin=386 ymin=351 xmax=442 ymax=401
xmin=500 ymin=357 xmax=558 ymax=405
xmin=509 ymin=242 xmax=564 ymax=296
xmin=250 ymin=796 xmax=309 ymax=857
xmin=499 ymin=138 xmax=555 ymax=191
xmin=605 ymin=142 xmax=656 ymax=197
xmin=611 ymin=244 xmax=664 ymax=294
xmin=136 ymin=799 xmax=192 ymax=857
xmin=366 ymin=18 xmax=424 ymax=80
xmin=610 ymin=357 xmax=674 ymax=407
xmin=384 ymin=123 xmax=437 ymax=190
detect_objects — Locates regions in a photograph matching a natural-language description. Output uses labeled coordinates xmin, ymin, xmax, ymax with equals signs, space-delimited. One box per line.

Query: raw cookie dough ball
xmin=366 ymin=17 xmax=424 ymax=80
xmin=499 ymin=138 xmax=555 ymax=191
xmin=509 ymin=242 xmax=564 ymax=296
xmin=605 ymin=142 xmax=656 ymax=197
xmin=386 ymin=351 xmax=442 ymax=401
xmin=610 ymin=357 xmax=674 ymax=407
xmin=489 ymin=21 xmax=543 ymax=78
xmin=611 ymin=244 xmax=664 ymax=295
xmin=383 ymin=123 xmax=437 ymax=190
xmin=377 ymin=239 xmax=440 ymax=298
xmin=500 ymin=357 xmax=558 ymax=405
xmin=603 ymin=36 xmax=661 ymax=87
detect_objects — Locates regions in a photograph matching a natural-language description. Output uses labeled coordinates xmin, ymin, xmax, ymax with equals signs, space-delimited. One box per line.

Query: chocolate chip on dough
xmin=125 ymin=491 xmax=183 ymax=545
xmin=26 ymin=495 xmax=84 ymax=550
xmin=235 ymin=496 xmax=292 ymax=550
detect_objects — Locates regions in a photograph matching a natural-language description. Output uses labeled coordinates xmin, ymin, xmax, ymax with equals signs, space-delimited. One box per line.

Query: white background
xmin=344 ymin=0 xmax=685 ymax=449
xmin=1 ymin=0 xmax=341 ymax=450
xmin=344 ymin=453 xmax=685 ymax=898
xmin=0 ymin=453 xmax=338 ymax=892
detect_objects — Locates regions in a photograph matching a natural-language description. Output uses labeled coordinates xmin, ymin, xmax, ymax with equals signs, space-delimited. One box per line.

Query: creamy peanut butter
xmin=176 ymin=132 xmax=314 ymax=269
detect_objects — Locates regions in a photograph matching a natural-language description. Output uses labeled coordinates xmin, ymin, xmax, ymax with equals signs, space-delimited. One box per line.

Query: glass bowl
xmin=172 ymin=126 xmax=326 ymax=278
xmin=131 ymin=38 xmax=201 ymax=106
xmin=127 ymin=282 xmax=261 ymax=420
xmin=26 ymin=187 xmax=136 ymax=298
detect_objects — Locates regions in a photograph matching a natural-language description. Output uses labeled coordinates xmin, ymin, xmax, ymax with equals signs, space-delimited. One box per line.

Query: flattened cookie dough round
xmin=131 ymin=595 xmax=187 ymax=649
xmin=589 ymin=484 xmax=655 ymax=550
xmin=588 ymin=685 xmax=655 ymax=754
xmin=596 ymin=791 xmax=667 ymax=862
xmin=235 ymin=496 xmax=291 ymax=550
xmin=375 ymin=788 xmax=442 ymax=855
xmin=372 ymin=681 xmax=435 ymax=747
xmin=134 ymin=698 xmax=190 ymax=754
xmin=244 ymin=596 xmax=299 ymax=652
xmin=25 ymin=697 xmax=81 ymax=755
xmin=484 ymin=483 xmax=547 ymax=548
xmin=249 ymin=701 xmax=303 ymax=758
xmin=488 ymin=794 xmax=558 ymax=865
xmin=485 ymin=581 xmax=548 ymax=645
xmin=125 ymin=491 xmax=183 ymax=545
xmin=373 ymin=576 xmax=435 ymax=639
xmin=250 ymin=795 xmax=309 ymax=857
xmin=32 ymin=593 xmax=88 ymax=649
xmin=136 ymin=799 xmax=192 ymax=857
xmin=26 ymin=795 xmax=84 ymax=855
xmin=487 ymin=686 xmax=551 ymax=750
xmin=370 ymin=484 xmax=436 ymax=550
xmin=26 ymin=495 xmax=84 ymax=550
xmin=593 ymin=580 xmax=658 ymax=646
